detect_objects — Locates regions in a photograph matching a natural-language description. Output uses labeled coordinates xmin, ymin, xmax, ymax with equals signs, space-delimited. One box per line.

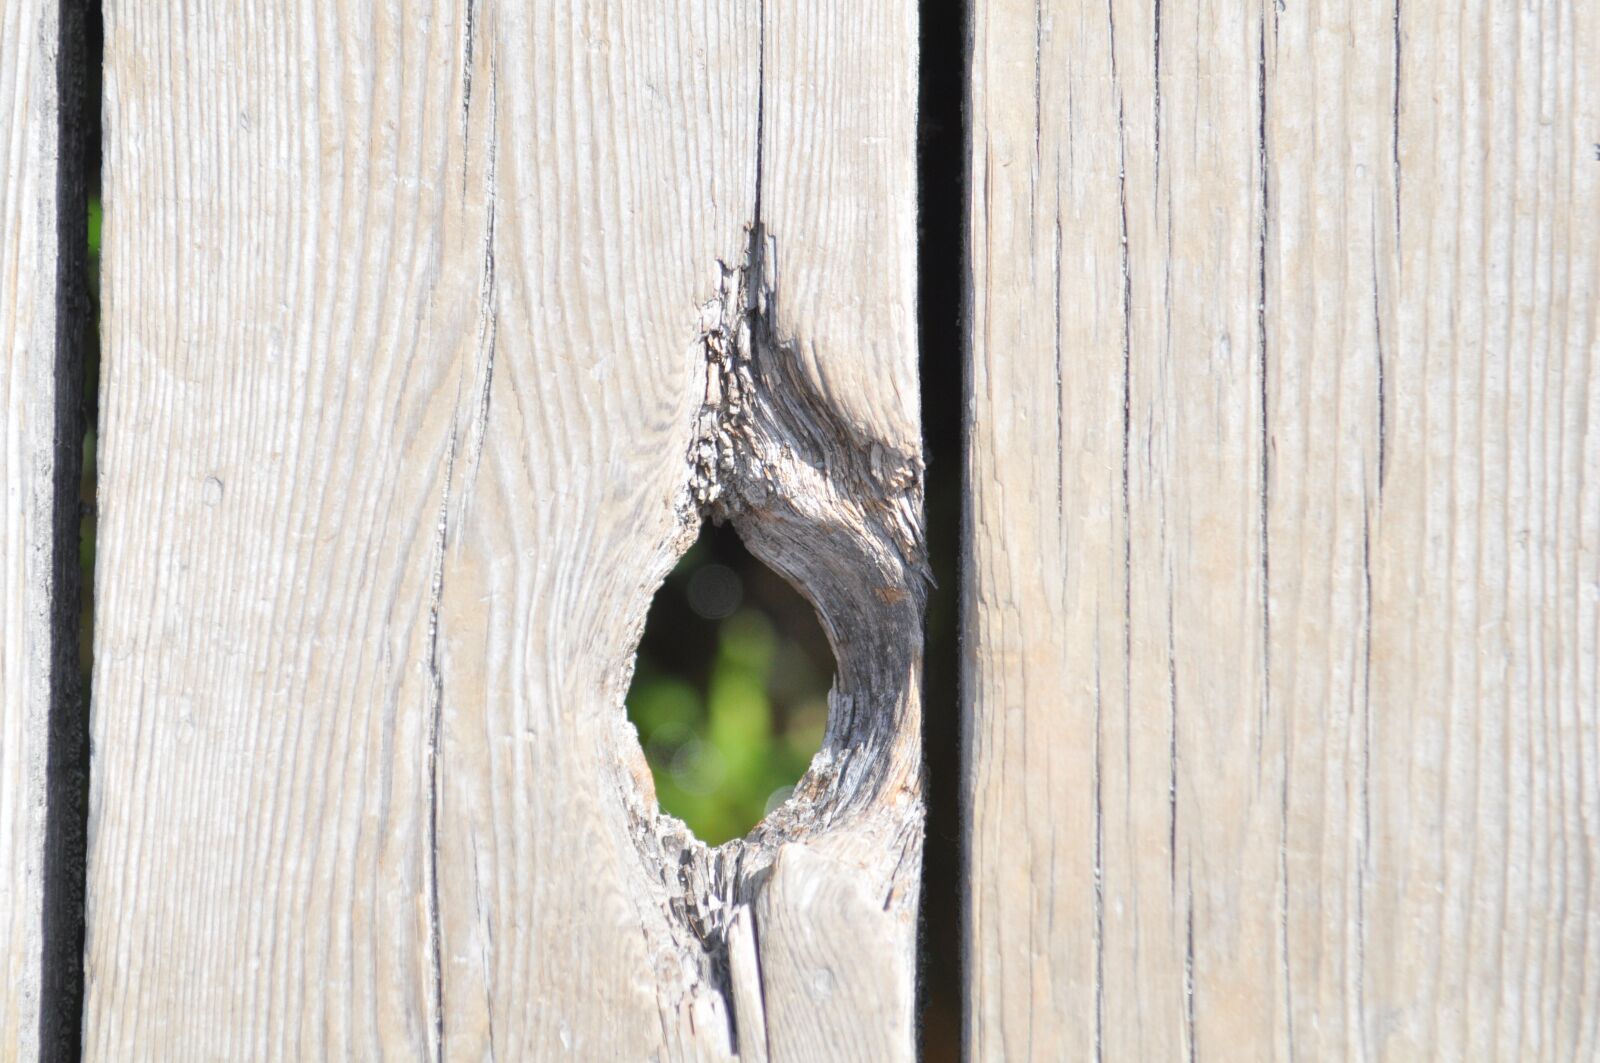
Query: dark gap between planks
xmin=40 ymin=0 xmax=98 ymax=1058
xmin=915 ymin=0 xmax=969 ymax=1055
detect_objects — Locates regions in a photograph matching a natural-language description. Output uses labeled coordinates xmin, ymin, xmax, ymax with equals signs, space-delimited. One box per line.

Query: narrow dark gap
xmin=916 ymin=0 xmax=969 ymax=1056
xmin=40 ymin=0 xmax=100 ymax=1058
xmin=626 ymin=521 xmax=835 ymax=847
xmin=80 ymin=0 xmax=103 ymax=747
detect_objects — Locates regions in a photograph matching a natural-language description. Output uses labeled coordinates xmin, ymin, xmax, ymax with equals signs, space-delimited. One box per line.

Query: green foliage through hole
xmin=626 ymin=524 xmax=832 ymax=845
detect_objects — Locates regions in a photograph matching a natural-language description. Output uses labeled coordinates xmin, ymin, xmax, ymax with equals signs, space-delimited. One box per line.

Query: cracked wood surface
xmin=85 ymin=0 xmax=919 ymax=1058
xmin=967 ymin=0 xmax=1599 ymax=1058
xmin=1 ymin=0 xmax=86 ymax=1056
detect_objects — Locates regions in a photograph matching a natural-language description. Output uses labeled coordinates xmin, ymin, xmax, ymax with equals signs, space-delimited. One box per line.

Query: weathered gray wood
xmin=753 ymin=843 xmax=913 ymax=1062
xmin=86 ymin=0 xmax=920 ymax=1057
xmin=966 ymin=0 xmax=1599 ymax=1058
xmin=1 ymin=0 xmax=86 ymax=1055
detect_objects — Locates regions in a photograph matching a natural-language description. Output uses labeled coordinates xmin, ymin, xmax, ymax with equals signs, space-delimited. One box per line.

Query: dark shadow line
xmin=41 ymin=0 xmax=93 ymax=1057
xmin=915 ymin=0 xmax=970 ymax=1056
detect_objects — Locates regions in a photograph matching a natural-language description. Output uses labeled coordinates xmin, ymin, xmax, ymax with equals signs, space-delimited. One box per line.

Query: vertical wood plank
xmin=86 ymin=0 xmax=920 ymax=1057
xmin=1 ymin=0 xmax=87 ymax=1055
xmin=966 ymin=0 xmax=1599 ymax=1057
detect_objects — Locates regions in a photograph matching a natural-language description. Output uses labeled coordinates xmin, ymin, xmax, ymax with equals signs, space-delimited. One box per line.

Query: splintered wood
xmin=87 ymin=1 xmax=920 ymax=1058
xmin=967 ymin=0 xmax=1599 ymax=1058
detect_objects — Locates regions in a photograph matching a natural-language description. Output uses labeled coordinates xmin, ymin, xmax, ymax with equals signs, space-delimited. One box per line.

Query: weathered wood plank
xmin=86 ymin=0 xmax=920 ymax=1057
xmin=965 ymin=0 xmax=1599 ymax=1057
xmin=1 ymin=0 xmax=87 ymax=1055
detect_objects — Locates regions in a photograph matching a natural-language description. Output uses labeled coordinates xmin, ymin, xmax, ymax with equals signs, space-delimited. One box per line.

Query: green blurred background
xmin=626 ymin=524 xmax=835 ymax=845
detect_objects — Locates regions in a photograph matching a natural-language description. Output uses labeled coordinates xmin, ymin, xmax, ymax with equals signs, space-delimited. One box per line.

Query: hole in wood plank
xmin=626 ymin=520 xmax=835 ymax=845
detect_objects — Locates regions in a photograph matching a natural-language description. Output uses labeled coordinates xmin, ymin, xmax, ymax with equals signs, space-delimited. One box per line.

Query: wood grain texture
xmin=1 ymin=0 xmax=86 ymax=1055
xmin=753 ymin=843 xmax=913 ymax=1063
xmin=86 ymin=0 xmax=919 ymax=1058
xmin=966 ymin=0 xmax=1599 ymax=1058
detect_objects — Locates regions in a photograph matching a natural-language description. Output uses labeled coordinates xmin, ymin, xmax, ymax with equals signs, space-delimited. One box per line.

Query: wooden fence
xmin=3 ymin=0 xmax=1596 ymax=1058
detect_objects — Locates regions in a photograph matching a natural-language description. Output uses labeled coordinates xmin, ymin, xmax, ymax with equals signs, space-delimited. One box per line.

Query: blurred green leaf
xmin=628 ymin=559 xmax=830 ymax=846
xmin=629 ymin=668 xmax=699 ymax=737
